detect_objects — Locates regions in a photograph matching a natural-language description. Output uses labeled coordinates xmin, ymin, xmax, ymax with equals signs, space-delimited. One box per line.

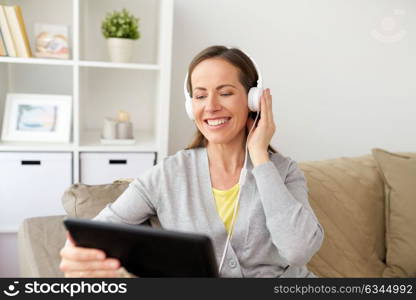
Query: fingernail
xmin=96 ymin=253 xmax=105 ymax=259
xmin=108 ymin=260 xmax=119 ymax=268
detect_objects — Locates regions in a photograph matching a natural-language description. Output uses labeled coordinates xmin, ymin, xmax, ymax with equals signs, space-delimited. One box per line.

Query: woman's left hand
xmin=246 ymin=88 xmax=276 ymax=167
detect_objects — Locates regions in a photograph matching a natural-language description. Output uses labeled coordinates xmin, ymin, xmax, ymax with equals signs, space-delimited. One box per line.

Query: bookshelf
xmin=0 ymin=0 xmax=173 ymax=277
xmin=0 ymin=0 xmax=173 ymax=178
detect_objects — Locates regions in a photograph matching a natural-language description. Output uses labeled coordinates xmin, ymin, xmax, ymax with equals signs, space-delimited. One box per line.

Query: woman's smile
xmin=204 ymin=117 xmax=232 ymax=129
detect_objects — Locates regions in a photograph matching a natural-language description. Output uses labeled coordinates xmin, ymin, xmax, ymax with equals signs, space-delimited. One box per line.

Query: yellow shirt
xmin=212 ymin=184 xmax=240 ymax=233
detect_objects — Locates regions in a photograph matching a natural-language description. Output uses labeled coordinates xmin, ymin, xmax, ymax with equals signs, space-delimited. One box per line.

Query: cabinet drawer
xmin=80 ymin=152 xmax=155 ymax=185
xmin=0 ymin=152 xmax=72 ymax=230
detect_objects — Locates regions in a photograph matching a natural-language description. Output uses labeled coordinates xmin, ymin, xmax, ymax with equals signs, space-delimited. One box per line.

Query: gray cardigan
xmin=94 ymin=147 xmax=324 ymax=277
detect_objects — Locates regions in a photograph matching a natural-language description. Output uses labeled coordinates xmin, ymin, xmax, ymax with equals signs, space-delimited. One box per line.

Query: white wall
xmin=168 ymin=0 xmax=415 ymax=161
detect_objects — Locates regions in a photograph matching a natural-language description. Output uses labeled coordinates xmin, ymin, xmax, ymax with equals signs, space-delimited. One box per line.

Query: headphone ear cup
xmin=184 ymin=97 xmax=194 ymax=120
xmin=248 ymin=87 xmax=262 ymax=112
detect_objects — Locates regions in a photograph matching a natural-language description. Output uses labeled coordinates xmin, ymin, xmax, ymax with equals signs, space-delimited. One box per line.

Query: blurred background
xmin=169 ymin=0 xmax=415 ymax=161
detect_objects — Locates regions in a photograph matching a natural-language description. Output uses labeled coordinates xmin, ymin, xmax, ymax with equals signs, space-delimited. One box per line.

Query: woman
xmin=60 ymin=45 xmax=324 ymax=278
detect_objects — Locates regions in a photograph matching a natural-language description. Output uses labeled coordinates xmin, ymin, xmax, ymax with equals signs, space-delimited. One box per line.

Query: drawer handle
xmin=21 ymin=160 xmax=41 ymax=165
xmin=109 ymin=159 xmax=127 ymax=165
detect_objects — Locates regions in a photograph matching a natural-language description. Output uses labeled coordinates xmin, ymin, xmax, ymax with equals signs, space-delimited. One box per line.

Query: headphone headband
xmin=243 ymin=50 xmax=262 ymax=88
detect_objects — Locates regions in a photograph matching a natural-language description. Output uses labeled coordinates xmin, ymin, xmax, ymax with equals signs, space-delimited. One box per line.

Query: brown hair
xmin=185 ymin=45 xmax=276 ymax=153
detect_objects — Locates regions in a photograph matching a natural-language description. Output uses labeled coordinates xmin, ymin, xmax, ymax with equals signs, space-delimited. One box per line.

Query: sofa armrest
xmin=18 ymin=215 xmax=67 ymax=277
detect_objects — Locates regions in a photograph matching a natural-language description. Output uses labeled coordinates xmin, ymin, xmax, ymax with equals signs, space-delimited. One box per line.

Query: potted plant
xmin=101 ymin=8 xmax=140 ymax=63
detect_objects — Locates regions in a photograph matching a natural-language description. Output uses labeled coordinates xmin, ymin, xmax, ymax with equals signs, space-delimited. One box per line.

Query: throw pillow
xmin=302 ymin=155 xmax=386 ymax=277
xmin=372 ymin=148 xmax=416 ymax=277
xmin=61 ymin=180 xmax=131 ymax=219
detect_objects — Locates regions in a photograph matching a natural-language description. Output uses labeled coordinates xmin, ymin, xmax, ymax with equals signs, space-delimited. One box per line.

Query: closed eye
xmin=194 ymin=93 xmax=232 ymax=100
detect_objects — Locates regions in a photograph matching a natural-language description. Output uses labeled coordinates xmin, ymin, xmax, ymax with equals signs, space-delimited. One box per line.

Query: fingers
xmin=60 ymin=244 xmax=106 ymax=262
xmin=60 ymin=257 xmax=120 ymax=273
xmin=257 ymin=89 xmax=276 ymax=137
xmin=258 ymin=89 xmax=269 ymax=125
xmin=65 ymin=269 xmax=119 ymax=278
xmin=266 ymin=89 xmax=273 ymax=121
xmin=66 ymin=232 xmax=75 ymax=246
xmin=60 ymin=232 xmax=121 ymax=278
xmin=263 ymin=89 xmax=275 ymax=122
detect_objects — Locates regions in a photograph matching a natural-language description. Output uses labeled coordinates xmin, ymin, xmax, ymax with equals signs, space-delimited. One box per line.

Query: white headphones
xmin=183 ymin=47 xmax=263 ymax=120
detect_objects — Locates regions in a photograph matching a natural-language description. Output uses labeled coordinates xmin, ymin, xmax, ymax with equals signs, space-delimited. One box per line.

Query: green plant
xmin=101 ymin=8 xmax=140 ymax=40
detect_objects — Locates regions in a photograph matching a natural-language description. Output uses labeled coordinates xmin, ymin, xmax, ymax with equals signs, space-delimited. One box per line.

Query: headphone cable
xmin=217 ymin=111 xmax=260 ymax=275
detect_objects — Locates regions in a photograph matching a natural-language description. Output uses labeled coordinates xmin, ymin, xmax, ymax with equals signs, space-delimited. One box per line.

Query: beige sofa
xmin=17 ymin=152 xmax=412 ymax=277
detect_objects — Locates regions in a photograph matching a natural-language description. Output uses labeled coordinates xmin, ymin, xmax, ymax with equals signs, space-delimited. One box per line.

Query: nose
xmin=205 ymin=94 xmax=222 ymax=113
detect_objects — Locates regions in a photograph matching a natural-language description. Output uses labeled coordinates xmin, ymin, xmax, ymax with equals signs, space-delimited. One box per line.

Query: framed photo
xmin=34 ymin=24 xmax=70 ymax=59
xmin=1 ymin=93 xmax=72 ymax=142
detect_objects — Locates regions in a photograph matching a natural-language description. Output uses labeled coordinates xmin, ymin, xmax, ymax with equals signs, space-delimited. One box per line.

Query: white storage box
xmin=0 ymin=152 xmax=72 ymax=231
xmin=80 ymin=152 xmax=155 ymax=185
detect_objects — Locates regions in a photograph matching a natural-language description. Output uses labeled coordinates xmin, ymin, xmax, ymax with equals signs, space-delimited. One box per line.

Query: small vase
xmin=107 ymin=38 xmax=134 ymax=63
xmin=117 ymin=121 xmax=134 ymax=139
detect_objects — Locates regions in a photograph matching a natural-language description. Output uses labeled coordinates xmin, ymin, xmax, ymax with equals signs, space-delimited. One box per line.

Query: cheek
xmin=192 ymin=103 xmax=205 ymax=127
xmin=233 ymin=95 xmax=249 ymax=116
xmin=193 ymin=106 xmax=204 ymax=126
xmin=234 ymin=104 xmax=249 ymax=123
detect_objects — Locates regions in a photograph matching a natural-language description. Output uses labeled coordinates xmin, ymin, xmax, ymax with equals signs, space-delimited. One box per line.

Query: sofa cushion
xmin=300 ymin=155 xmax=386 ymax=277
xmin=372 ymin=148 xmax=416 ymax=277
xmin=18 ymin=215 xmax=67 ymax=277
xmin=62 ymin=180 xmax=131 ymax=219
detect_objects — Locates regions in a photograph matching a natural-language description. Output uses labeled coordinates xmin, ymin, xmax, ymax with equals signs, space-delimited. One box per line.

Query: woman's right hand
xmin=59 ymin=232 xmax=121 ymax=277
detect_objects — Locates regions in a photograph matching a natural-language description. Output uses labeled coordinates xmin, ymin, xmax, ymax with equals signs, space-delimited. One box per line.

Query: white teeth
xmin=206 ymin=118 xmax=229 ymax=126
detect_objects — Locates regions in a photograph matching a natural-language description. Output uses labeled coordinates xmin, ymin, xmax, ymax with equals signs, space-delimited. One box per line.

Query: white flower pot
xmin=107 ymin=38 xmax=135 ymax=63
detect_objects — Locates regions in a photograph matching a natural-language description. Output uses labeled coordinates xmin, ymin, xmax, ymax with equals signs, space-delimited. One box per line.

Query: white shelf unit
xmin=0 ymin=0 xmax=173 ymax=277
xmin=0 ymin=0 xmax=173 ymax=182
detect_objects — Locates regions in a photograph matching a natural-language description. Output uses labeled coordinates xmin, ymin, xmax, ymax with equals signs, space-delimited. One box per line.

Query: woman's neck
xmin=206 ymin=135 xmax=246 ymax=174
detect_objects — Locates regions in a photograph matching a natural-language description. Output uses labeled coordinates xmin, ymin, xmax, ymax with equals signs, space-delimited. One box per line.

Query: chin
xmin=206 ymin=137 xmax=231 ymax=145
xmin=203 ymin=132 xmax=242 ymax=145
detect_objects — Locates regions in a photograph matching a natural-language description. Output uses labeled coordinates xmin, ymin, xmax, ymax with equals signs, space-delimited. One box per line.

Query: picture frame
xmin=34 ymin=23 xmax=70 ymax=59
xmin=1 ymin=93 xmax=72 ymax=143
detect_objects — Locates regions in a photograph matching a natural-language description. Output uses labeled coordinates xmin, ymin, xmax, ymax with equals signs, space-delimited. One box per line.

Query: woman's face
xmin=191 ymin=58 xmax=249 ymax=145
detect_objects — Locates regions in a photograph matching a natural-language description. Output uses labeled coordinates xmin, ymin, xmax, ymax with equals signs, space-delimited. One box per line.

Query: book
xmin=4 ymin=5 xmax=32 ymax=58
xmin=0 ymin=28 xmax=8 ymax=56
xmin=0 ymin=5 xmax=16 ymax=57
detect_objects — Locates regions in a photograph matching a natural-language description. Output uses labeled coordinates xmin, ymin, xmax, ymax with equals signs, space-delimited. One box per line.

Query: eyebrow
xmin=193 ymin=84 xmax=237 ymax=91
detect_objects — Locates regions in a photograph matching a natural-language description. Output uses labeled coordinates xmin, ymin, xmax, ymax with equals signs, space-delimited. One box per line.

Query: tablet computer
xmin=63 ymin=218 xmax=219 ymax=277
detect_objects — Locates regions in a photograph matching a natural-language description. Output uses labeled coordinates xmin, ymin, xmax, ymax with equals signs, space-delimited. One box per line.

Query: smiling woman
xmin=184 ymin=46 xmax=274 ymax=152
xmin=59 ymin=45 xmax=324 ymax=278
